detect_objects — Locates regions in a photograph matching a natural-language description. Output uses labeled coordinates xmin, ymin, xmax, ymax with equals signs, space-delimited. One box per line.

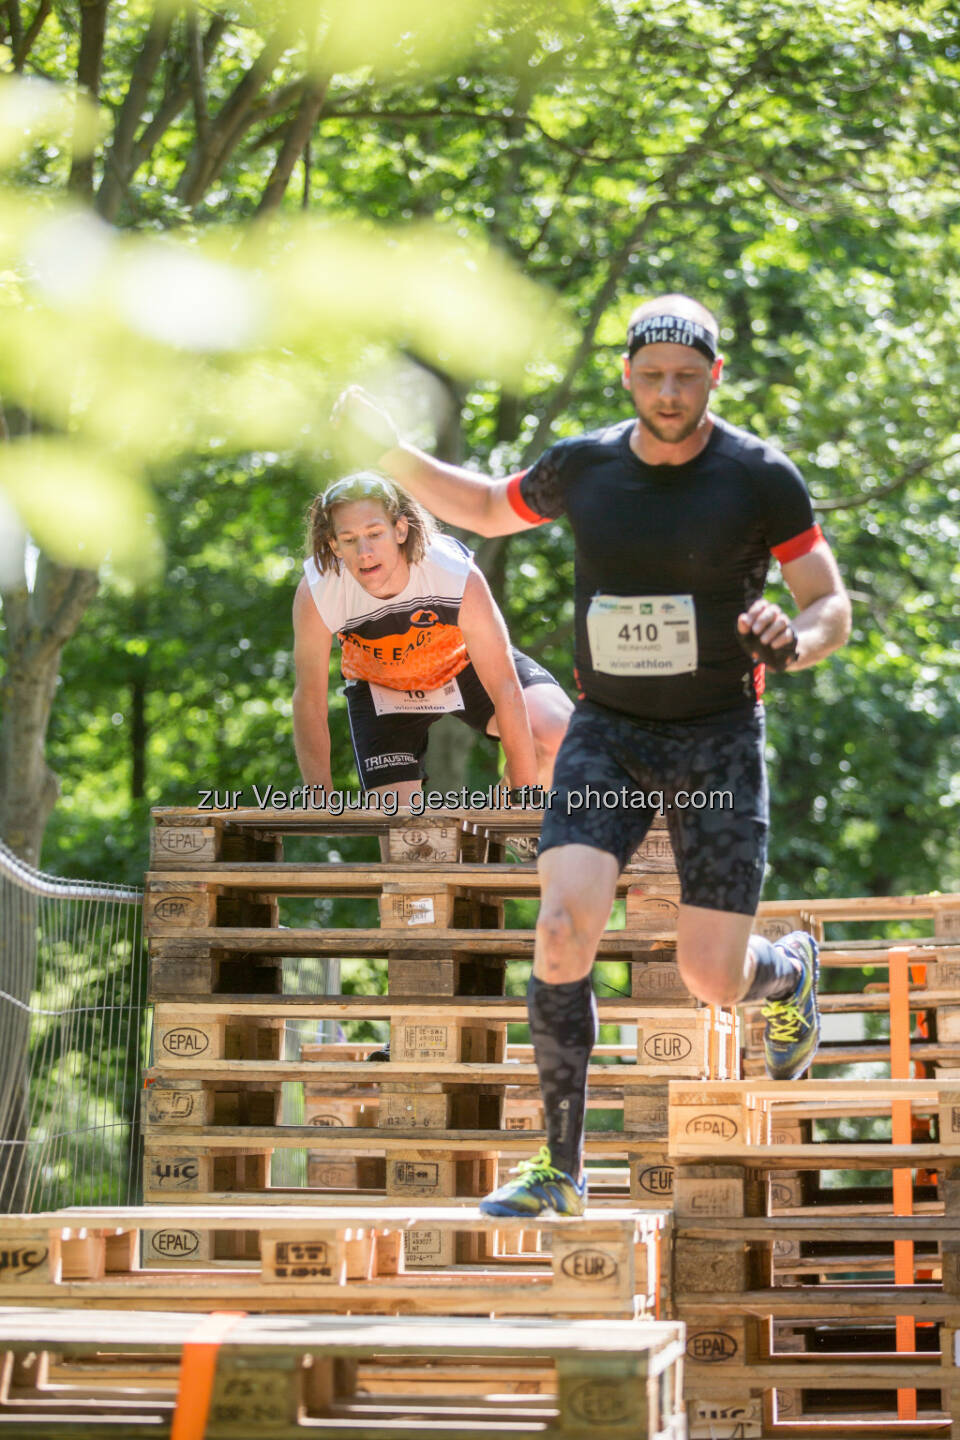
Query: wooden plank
xmin=745 ymin=1041 xmax=960 ymax=1070
xmin=676 ymin=1285 xmax=958 ymax=1317
xmin=143 ymin=881 xmax=217 ymax=930
xmin=146 ymin=927 xmax=669 ymax=959
xmin=149 ymin=995 xmax=677 ymax=1020
xmin=625 ymin=830 xmax=678 ymax=874
xmin=0 ymin=1307 xmax=687 ymax=1360
xmin=682 ymin=1360 xmax=945 ymax=1388
xmin=672 ymin=1143 xmax=960 ymax=1169
xmin=144 ymin=1059 xmax=708 ymax=1088
xmin=631 ymin=958 xmax=697 ymax=1006
xmin=151 ymin=824 xmax=219 ymax=866
xmin=143 ymin=862 xmax=570 ymax=892
xmin=671 ymin=1078 xmax=950 ymax=1100
xmin=146 ymin=866 xmax=959 ymax=922
xmin=625 ymin=876 xmax=681 ymax=937
xmin=0 ymin=1203 xmax=665 ymax=1235
xmin=689 ymin=1396 xmax=763 ymax=1439
xmin=0 ymin=1212 xmax=666 ymax=1317
xmin=752 ymin=911 xmax=806 ymax=943
xmin=635 ymin=1008 xmax=724 ymax=1078
xmin=631 ymin=1154 xmax=675 ymax=1207
xmin=154 ymin=804 xmax=663 ymax=837
xmin=143 ymin=1128 xmax=659 ymax=1152
xmin=676 ymin=1215 xmax=960 ymax=1240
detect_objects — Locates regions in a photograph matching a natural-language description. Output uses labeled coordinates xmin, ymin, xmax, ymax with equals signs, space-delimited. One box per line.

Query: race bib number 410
xmin=586 ymin=594 xmax=697 ymax=676
xmin=370 ymin=678 xmax=465 ymax=716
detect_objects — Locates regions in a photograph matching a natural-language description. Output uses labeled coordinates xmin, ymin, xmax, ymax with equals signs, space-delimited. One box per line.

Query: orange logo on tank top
xmin=340 ymin=623 xmax=469 ymax=690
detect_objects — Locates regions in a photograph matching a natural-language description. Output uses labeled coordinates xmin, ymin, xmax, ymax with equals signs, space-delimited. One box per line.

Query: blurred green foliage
xmin=0 ymin=0 xmax=946 ymax=901
xmin=4 ymin=0 xmax=957 ymax=1212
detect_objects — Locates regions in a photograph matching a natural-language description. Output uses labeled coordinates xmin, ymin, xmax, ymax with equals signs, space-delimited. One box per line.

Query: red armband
xmin=772 ymin=523 xmax=824 ymax=565
xmin=506 ymin=471 xmax=548 ymax=526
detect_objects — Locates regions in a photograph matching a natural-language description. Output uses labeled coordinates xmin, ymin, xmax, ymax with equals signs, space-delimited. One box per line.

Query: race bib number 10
xmin=370 ymin=678 xmax=465 ymax=716
xmin=586 ymin=594 xmax=697 ymax=676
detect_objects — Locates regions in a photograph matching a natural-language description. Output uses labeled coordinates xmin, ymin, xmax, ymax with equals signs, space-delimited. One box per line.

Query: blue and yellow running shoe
xmin=761 ymin=931 xmax=821 ymax=1080
xmin=478 ymin=1145 xmax=586 ymax=1218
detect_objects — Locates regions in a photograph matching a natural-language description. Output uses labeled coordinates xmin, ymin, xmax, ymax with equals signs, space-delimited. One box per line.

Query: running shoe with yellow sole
xmin=761 ymin=931 xmax=821 ymax=1080
xmin=478 ymin=1145 xmax=586 ymax=1218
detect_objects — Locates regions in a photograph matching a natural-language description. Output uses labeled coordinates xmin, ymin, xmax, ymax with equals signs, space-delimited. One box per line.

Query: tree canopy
xmin=0 ymin=0 xmax=958 ymax=899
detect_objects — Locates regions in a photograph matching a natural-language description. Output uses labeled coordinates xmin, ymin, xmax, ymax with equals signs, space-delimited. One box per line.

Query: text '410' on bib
xmin=586 ymin=594 xmax=697 ymax=676
xmin=370 ymin=677 xmax=465 ymax=716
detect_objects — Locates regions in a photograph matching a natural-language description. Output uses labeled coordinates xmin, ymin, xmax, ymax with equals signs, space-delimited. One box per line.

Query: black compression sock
xmin=742 ymin=937 xmax=801 ymax=1003
xmin=527 ymin=973 xmax=598 ymax=1180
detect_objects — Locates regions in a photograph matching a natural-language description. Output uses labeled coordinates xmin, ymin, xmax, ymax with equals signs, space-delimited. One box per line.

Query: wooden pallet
xmin=147 ymin=1040 xmax=732 ymax=1101
xmin=146 ymin=800 xmax=685 ymax=940
xmin=141 ymin=1133 xmax=666 ymax=1190
xmin=8 ymin=1350 xmax=561 ymax=1398
xmin=667 ymin=1078 xmax=960 ymax=1163
xmin=0 ymin=1309 xmax=687 ymax=1438
xmin=147 ymin=929 xmax=679 ymax=1000
xmin=150 ymin=803 xmax=670 ymax=864
xmin=143 ymin=862 xmax=693 ymax=938
xmin=148 ymin=996 xmax=735 ymax=1073
xmin=145 ymin=995 xmax=730 ymax=1255
xmin=0 ymin=1204 xmax=668 ymax=1316
xmin=750 ymin=893 xmax=960 ymax=940
xmin=741 ymin=938 xmax=960 ymax=1074
xmin=662 ymin=1080 xmax=960 ymax=1433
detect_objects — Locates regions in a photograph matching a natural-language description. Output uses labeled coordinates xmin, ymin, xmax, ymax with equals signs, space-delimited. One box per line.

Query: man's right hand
xmin=331 ymin=386 xmax=400 ymax=466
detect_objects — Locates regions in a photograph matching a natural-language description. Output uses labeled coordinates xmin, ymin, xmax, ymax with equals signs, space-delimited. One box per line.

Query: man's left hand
xmin=736 ymin=601 xmax=799 ymax=671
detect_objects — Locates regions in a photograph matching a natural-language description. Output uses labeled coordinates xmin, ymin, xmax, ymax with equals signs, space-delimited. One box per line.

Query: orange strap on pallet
xmin=888 ymin=947 xmax=916 ymax=1423
xmin=170 ymin=1312 xmax=247 ymax=1440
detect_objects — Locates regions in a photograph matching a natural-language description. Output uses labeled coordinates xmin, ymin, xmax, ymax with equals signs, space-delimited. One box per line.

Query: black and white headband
xmin=626 ymin=314 xmax=717 ymax=362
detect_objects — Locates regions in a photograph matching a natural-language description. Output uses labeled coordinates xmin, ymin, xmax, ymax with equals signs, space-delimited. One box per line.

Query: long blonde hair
xmin=307 ymin=472 xmax=437 ymax=575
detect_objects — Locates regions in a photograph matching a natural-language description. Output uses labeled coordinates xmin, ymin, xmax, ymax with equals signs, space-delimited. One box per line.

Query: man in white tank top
xmin=293 ymin=473 xmax=571 ymax=806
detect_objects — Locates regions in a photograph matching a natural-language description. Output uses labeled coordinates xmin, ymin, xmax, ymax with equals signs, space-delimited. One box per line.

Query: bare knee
xmin=534 ymin=710 xmax=568 ymax=761
xmin=677 ymin=945 xmax=745 ymax=1007
xmin=535 ymin=902 xmax=591 ymax=982
xmin=527 ymin=690 xmax=574 ymax=783
xmin=675 ymin=905 xmax=756 ymax=1008
xmin=536 ymin=902 xmax=577 ymax=958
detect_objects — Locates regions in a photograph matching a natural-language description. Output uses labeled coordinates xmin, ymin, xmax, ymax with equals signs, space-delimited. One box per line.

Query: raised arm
xmin=292 ymin=577 xmax=335 ymax=790
xmin=457 ymin=567 xmax=539 ymax=789
xmin=333 ymin=386 xmax=536 ymax=538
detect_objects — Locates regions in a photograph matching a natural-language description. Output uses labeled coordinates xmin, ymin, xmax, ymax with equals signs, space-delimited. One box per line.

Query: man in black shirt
xmin=335 ymin=293 xmax=851 ymax=1218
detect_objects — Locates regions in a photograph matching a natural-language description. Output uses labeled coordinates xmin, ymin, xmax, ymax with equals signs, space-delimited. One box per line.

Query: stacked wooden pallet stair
xmin=0 ymin=802 xmax=703 ymax=1438
xmin=2 ymin=798 xmax=958 ymax=1437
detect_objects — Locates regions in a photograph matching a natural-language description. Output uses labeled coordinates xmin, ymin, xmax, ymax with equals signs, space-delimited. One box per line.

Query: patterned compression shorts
xmin=348 ymin=648 xmax=562 ymax=791
xmin=539 ymin=699 xmax=769 ymax=916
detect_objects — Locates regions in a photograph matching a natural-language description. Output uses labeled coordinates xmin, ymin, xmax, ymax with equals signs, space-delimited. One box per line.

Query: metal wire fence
xmin=0 ymin=838 xmax=147 ymax=1212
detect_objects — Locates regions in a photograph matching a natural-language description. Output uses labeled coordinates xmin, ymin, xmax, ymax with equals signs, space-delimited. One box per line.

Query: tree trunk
xmin=424 ymin=714 xmax=473 ymax=794
xmin=0 ymin=550 xmax=99 ymax=866
xmin=0 ymin=645 xmax=62 ymax=865
xmin=96 ymin=0 xmax=178 ymax=223
xmin=130 ymin=671 xmax=147 ymax=801
xmin=255 ymin=77 xmax=328 ymax=216
xmin=68 ymin=0 xmax=109 ymax=199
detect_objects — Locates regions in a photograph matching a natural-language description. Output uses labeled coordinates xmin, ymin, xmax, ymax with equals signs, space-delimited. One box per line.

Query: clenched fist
xmin=331 ymin=385 xmax=400 ymax=465
xmin=736 ymin=600 xmax=799 ymax=672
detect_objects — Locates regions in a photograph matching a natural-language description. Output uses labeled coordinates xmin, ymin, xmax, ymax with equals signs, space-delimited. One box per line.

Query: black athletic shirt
xmin=507 ymin=415 xmax=824 ymax=721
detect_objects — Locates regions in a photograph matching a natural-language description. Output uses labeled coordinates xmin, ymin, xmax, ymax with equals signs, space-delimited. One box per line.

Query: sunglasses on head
xmin=321 ymin=475 xmax=397 ymax=509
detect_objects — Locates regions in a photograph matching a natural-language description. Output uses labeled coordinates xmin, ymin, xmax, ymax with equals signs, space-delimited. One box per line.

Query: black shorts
xmin=347 ymin=650 xmax=562 ymax=790
xmin=539 ymin=699 xmax=769 ymax=916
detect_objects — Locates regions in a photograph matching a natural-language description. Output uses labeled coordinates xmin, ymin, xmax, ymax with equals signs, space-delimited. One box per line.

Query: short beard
xmin=636 ymin=408 xmax=707 ymax=445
